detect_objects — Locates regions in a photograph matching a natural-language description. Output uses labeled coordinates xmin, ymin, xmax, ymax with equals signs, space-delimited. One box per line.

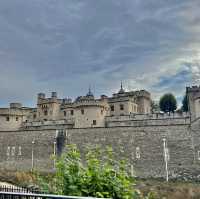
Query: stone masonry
xmin=0 ymin=85 xmax=200 ymax=180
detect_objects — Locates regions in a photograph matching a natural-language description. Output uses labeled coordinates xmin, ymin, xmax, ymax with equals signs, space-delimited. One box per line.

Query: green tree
xmin=159 ymin=93 xmax=177 ymax=113
xmin=36 ymin=145 xmax=143 ymax=199
xmin=182 ymin=95 xmax=189 ymax=112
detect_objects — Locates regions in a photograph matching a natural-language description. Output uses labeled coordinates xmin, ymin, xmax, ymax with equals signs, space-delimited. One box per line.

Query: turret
xmin=37 ymin=93 xmax=45 ymax=104
xmin=186 ymin=86 xmax=200 ymax=120
xmin=38 ymin=93 xmax=45 ymax=99
xmin=10 ymin=103 xmax=22 ymax=109
xmin=51 ymin=92 xmax=57 ymax=99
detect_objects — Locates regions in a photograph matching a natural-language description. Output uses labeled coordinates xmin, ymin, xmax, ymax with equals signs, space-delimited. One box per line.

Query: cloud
xmin=0 ymin=0 xmax=199 ymax=106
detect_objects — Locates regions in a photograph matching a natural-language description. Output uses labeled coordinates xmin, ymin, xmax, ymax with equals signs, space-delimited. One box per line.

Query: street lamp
xmin=53 ymin=140 xmax=57 ymax=169
xmin=163 ymin=138 xmax=169 ymax=182
xmin=31 ymin=139 xmax=35 ymax=171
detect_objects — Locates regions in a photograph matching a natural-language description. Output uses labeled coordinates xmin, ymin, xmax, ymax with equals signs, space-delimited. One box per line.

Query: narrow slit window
xmin=198 ymin=151 xmax=200 ymax=160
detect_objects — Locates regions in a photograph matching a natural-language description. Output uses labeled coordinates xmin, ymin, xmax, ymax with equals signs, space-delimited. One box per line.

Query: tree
xmin=159 ymin=93 xmax=177 ymax=113
xmin=182 ymin=95 xmax=189 ymax=112
xmin=36 ymin=145 xmax=143 ymax=199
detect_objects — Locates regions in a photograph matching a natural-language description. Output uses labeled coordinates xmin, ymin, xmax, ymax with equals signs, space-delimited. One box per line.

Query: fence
xmin=0 ymin=185 xmax=41 ymax=194
xmin=0 ymin=185 xmax=109 ymax=199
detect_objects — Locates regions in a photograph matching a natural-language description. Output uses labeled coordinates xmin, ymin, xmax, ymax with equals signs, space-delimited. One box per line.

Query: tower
xmin=186 ymin=86 xmax=200 ymax=121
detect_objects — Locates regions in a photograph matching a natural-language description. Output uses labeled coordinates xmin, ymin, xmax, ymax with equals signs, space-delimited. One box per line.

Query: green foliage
xmin=182 ymin=95 xmax=189 ymax=112
xmin=36 ymin=145 xmax=156 ymax=199
xmin=159 ymin=93 xmax=177 ymax=113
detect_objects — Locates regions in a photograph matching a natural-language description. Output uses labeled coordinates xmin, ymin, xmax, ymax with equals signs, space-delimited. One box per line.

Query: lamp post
xmin=53 ymin=140 xmax=57 ymax=169
xmin=163 ymin=138 xmax=169 ymax=182
xmin=31 ymin=139 xmax=35 ymax=171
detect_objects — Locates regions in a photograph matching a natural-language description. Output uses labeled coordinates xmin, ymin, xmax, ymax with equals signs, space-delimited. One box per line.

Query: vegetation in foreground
xmin=1 ymin=145 xmax=200 ymax=199
xmin=35 ymin=144 xmax=155 ymax=199
xmin=1 ymin=169 xmax=200 ymax=198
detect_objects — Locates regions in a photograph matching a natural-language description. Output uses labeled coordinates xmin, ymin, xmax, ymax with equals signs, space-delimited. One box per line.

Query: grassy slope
xmin=136 ymin=179 xmax=200 ymax=199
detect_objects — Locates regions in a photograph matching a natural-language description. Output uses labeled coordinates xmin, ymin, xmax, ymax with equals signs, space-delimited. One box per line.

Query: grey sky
xmin=0 ymin=0 xmax=199 ymax=107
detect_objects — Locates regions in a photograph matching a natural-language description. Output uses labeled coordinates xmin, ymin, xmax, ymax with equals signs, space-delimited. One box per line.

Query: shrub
xmin=36 ymin=145 xmax=143 ymax=198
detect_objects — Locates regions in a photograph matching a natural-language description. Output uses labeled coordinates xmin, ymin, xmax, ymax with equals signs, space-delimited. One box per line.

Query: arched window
xmin=64 ymin=111 xmax=66 ymax=116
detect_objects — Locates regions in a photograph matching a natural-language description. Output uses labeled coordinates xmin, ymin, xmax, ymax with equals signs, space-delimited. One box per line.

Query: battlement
xmin=112 ymin=89 xmax=150 ymax=99
xmin=62 ymin=98 xmax=72 ymax=104
xmin=37 ymin=92 xmax=60 ymax=105
xmin=106 ymin=112 xmax=190 ymax=121
xmin=74 ymin=99 xmax=106 ymax=108
xmin=10 ymin=103 xmax=22 ymax=109
xmin=129 ymin=90 xmax=151 ymax=98
xmin=186 ymin=86 xmax=200 ymax=93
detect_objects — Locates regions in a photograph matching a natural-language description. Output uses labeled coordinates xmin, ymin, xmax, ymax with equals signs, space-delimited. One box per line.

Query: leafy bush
xmin=36 ymin=145 xmax=155 ymax=199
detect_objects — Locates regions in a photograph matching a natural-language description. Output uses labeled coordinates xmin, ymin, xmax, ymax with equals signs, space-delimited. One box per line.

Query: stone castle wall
xmin=0 ymin=129 xmax=57 ymax=172
xmin=0 ymin=120 xmax=199 ymax=180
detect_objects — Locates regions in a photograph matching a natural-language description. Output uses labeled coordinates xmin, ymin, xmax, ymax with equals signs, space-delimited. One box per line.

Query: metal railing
xmin=0 ymin=185 xmax=41 ymax=193
xmin=0 ymin=186 xmax=109 ymax=199
xmin=0 ymin=192 xmax=106 ymax=199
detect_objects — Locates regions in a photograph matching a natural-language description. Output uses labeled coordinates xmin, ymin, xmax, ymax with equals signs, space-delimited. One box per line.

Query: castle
xmin=0 ymin=84 xmax=151 ymax=131
xmin=0 ymin=85 xmax=200 ymax=181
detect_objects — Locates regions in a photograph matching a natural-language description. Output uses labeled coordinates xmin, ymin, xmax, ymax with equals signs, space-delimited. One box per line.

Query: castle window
xmin=198 ymin=151 xmax=200 ymax=160
xmin=44 ymin=110 xmax=48 ymax=116
xmin=16 ymin=117 xmax=18 ymax=121
xmin=110 ymin=105 xmax=114 ymax=111
xmin=18 ymin=146 xmax=22 ymax=156
xmin=136 ymin=147 xmax=141 ymax=159
xmin=7 ymin=146 xmax=10 ymax=156
xmin=11 ymin=147 xmax=15 ymax=156
xmin=71 ymin=110 xmax=74 ymax=115
xmin=120 ymin=104 xmax=124 ymax=110
xmin=81 ymin=109 xmax=84 ymax=115
xmin=33 ymin=114 xmax=36 ymax=119
xmin=6 ymin=116 xmax=9 ymax=121
xmin=93 ymin=120 xmax=97 ymax=125
xmin=101 ymin=110 xmax=103 ymax=115
xmin=64 ymin=111 xmax=66 ymax=116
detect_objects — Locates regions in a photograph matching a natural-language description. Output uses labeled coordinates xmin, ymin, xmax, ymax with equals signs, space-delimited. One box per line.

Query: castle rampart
xmin=0 ymin=85 xmax=200 ymax=180
xmin=0 ymin=120 xmax=199 ymax=180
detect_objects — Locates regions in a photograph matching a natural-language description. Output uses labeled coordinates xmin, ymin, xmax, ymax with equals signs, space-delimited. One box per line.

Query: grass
xmin=136 ymin=178 xmax=200 ymax=199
